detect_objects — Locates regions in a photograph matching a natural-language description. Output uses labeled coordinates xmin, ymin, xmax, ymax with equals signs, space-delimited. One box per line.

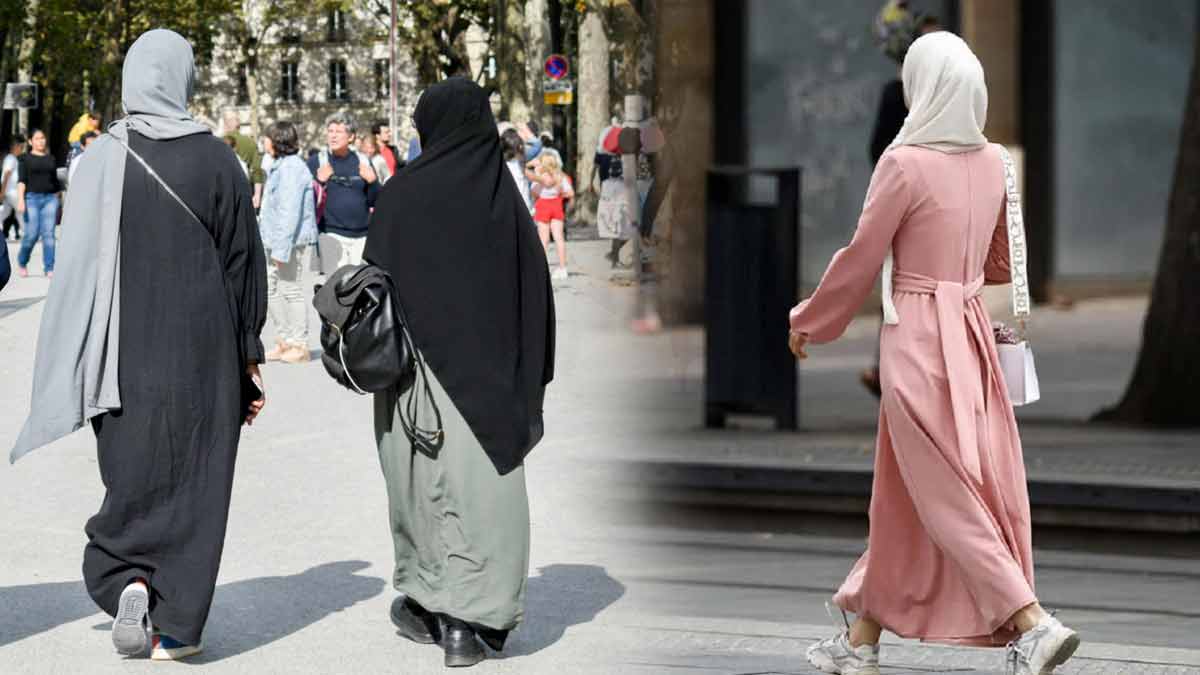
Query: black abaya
xmin=364 ymin=78 xmax=555 ymax=476
xmin=84 ymin=131 xmax=266 ymax=645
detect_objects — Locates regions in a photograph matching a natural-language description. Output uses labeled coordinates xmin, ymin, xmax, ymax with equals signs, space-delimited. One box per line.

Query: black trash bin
xmin=704 ymin=167 xmax=800 ymax=430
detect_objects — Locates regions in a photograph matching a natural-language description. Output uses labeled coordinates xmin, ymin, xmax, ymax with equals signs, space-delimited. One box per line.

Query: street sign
xmin=3 ymin=83 xmax=37 ymax=110
xmin=544 ymin=54 xmax=569 ymax=81
xmin=543 ymin=79 xmax=573 ymax=106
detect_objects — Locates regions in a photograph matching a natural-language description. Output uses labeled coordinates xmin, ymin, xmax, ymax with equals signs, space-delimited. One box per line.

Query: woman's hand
xmin=245 ymin=363 xmax=265 ymax=425
xmin=16 ymin=199 xmax=24 ymax=214
xmin=788 ymin=329 xmax=809 ymax=359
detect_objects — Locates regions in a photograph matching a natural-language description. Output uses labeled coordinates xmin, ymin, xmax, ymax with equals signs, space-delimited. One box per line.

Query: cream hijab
xmin=880 ymin=31 xmax=988 ymax=324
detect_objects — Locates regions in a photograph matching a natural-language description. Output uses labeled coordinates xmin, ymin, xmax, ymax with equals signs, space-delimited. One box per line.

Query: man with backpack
xmin=309 ymin=112 xmax=379 ymax=275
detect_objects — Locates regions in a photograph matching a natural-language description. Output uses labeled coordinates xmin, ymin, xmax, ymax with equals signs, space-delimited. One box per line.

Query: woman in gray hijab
xmin=11 ymin=30 xmax=266 ymax=660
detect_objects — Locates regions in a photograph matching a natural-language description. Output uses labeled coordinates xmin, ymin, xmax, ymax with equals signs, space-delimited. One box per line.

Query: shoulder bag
xmin=994 ymin=146 xmax=1040 ymax=406
xmin=312 ymin=263 xmax=443 ymax=451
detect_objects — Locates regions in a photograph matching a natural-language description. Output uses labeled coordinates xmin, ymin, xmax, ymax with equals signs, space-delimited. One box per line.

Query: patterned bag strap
xmin=998 ymin=146 xmax=1031 ymax=327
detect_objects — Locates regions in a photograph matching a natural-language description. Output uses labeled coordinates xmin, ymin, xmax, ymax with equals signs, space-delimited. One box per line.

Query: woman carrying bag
xmin=789 ymin=33 xmax=1077 ymax=675
xmin=362 ymin=77 xmax=555 ymax=669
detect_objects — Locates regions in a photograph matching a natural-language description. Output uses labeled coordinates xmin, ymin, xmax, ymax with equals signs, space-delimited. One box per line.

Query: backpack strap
xmin=997 ymin=145 xmax=1031 ymax=321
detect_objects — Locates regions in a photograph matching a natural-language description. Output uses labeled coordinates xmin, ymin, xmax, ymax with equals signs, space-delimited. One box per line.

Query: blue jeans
xmin=17 ymin=192 xmax=58 ymax=273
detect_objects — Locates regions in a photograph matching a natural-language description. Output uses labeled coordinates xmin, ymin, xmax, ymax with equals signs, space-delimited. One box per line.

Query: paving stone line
xmin=634 ymin=629 xmax=1196 ymax=674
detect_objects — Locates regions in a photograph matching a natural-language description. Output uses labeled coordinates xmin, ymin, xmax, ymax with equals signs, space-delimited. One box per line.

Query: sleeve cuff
xmin=245 ymin=333 xmax=265 ymax=365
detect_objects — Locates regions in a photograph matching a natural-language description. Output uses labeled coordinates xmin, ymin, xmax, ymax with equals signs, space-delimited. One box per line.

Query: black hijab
xmin=364 ymin=77 xmax=555 ymax=475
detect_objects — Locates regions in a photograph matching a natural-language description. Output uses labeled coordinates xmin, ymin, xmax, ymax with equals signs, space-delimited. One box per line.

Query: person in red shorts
xmin=526 ymin=153 xmax=574 ymax=280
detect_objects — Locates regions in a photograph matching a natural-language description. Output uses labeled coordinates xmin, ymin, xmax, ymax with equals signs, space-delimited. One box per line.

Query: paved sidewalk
xmin=629 ymin=615 xmax=1200 ymax=674
xmin=2 ymin=240 xmax=1196 ymax=673
xmin=0 ymin=239 xmax=649 ymax=674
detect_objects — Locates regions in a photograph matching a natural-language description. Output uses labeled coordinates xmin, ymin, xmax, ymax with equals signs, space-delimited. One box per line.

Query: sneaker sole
xmin=112 ymin=585 xmax=149 ymax=656
xmin=1041 ymin=631 xmax=1081 ymax=674
xmin=806 ymin=646 xmax=880 ymax=675
xmin=150 ymin=644 xmax=203 ymax=661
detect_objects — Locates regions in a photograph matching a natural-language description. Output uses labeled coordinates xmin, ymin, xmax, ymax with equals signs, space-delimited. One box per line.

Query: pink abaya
xmin=789 ymin=144 xmax=1036 ymax=646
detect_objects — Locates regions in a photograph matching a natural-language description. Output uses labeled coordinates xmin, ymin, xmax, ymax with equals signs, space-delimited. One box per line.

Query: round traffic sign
xmin=544 ymin=54 xmax=569 ymax=81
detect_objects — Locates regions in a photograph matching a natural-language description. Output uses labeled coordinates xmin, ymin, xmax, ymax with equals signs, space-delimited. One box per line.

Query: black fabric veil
xmin=364 ymin=77 xmax=555 ymax=475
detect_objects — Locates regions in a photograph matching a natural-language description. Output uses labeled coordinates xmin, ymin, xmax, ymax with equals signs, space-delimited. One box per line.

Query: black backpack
xmin=312 ymin=264 xmax=443 ymax=450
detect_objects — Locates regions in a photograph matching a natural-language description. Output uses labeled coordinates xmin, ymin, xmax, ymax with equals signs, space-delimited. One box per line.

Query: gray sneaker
xmin=806 ymin=603 xmax=880 ymax=675
xmin=1006 ymin=615 xmax=1080 ymax=674
xmin=806 ymin=632 xmax=880 ymax=675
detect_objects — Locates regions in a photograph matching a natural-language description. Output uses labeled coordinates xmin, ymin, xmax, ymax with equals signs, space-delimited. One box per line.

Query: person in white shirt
xmin=1 ymin=135 xmax=25 ymax=241
xmin=500 ymin=128 xmax=532 ymax=212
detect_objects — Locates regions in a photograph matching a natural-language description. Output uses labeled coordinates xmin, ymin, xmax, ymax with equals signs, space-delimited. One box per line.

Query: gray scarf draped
xmin=11 ymin=29 xmax=212 ymax=462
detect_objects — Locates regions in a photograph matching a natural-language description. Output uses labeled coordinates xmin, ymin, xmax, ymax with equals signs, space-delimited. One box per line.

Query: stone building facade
xmin=193 ymin=4 xmax=488 ymax=153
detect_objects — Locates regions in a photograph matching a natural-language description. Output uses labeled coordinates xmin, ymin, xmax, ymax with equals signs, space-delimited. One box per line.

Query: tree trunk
xmin=574 ymin=3 xmax=608 ymax=218
xmin=525 ymin=0 xmax=549 ymax=127
xmin=1095 ymin=22 xmax=1200 ymax=427
xmin=247 ymin=62 xmax=260 ymax=139
xmin=497 ymin=0 xmax=530 ymax=122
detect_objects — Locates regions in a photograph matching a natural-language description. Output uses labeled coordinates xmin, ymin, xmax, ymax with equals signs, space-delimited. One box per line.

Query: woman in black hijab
xmin=363 ymin=77 xmax=555 ymax=668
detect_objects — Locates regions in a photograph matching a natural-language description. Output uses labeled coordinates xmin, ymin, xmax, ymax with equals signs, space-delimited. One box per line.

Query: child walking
xmin=526 ymin=153 xmax=573 ymax=280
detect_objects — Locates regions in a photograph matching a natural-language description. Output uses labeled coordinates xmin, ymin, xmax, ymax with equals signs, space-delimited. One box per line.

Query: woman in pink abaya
xmin=790 ymin=33 xmax=1080 ymax=675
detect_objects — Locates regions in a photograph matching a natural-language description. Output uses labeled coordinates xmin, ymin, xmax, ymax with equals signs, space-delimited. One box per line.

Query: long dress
xmin=789 ymin=144 xmax=1035 ymax=647
xmin=83 ymin=131 xmax=266 ymax=646
xmin=374 ymin=358 xmax=531 ymax=645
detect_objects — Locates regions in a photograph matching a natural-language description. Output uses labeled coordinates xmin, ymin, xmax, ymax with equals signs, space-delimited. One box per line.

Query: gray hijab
xmin=11 ymin=29 xmax=211 ymax=462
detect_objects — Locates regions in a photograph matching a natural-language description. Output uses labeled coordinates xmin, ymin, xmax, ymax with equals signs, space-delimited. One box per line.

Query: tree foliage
xmin=367 ymin=0 xmax=495 ymax=88
xmin=25 ymin=0 xmax=237 ymax=118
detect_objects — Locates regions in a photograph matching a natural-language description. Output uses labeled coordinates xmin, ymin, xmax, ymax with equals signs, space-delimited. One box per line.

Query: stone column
xmin=654 ymin=0 xmax=713 ymax=324
xmin=961 ymin=0 xmax=1020 ymax=144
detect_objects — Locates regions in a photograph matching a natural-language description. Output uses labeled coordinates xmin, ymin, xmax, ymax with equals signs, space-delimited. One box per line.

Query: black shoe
xmin=438 ymin=615 xmax=485 ymax=668
xmin=390 ymin=596 xmax=436 ymax=645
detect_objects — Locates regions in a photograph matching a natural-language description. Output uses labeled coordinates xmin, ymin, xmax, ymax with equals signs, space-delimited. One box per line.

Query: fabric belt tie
xmin=891 ymin=270 xmax=988 ymax=485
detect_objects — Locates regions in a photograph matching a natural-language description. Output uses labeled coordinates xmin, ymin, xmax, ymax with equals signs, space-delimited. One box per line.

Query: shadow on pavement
xmin=188 ymin=560 xmax=386 ymax=664
xmin=500 ymin=564 xmax=625 ymax=659
xmin=0 ymin=580 xmax=95 ymax=648
xmin=0 ymin=562 xmax=615 ymax=660
xmin=0 ymin=295 xmax=45 ymax=320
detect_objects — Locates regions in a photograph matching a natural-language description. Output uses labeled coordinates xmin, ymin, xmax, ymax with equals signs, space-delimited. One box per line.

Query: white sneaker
xmin=552 ymin=267 xmax=568 ymax=281
xmin=150 ymin=633 xmax=203 ymax=661
xmin=806 ymin=632 xmax=880 ymax=675
xmin=112 ymin=581 xmax=151 ymax=656
xmin=1006 ymin=615 xmax=1080 ymax=674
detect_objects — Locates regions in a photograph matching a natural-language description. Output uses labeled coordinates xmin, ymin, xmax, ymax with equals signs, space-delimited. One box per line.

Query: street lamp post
xmin=389 ymin=0 xmax=399 ymax=140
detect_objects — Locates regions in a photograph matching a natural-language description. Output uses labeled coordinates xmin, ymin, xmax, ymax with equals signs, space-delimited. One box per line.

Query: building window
xmin=280 ymin=61 xmax=300 ymax=103
xmin=327 ymin=9 xmax=347 ymax=42
xmin=328 ymin=60 xmax=350 ymax=102
xmin=374 ymin=59 xmax=390 ymax=101
xmin=236 ymin=63 xmax=249 ymax=105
